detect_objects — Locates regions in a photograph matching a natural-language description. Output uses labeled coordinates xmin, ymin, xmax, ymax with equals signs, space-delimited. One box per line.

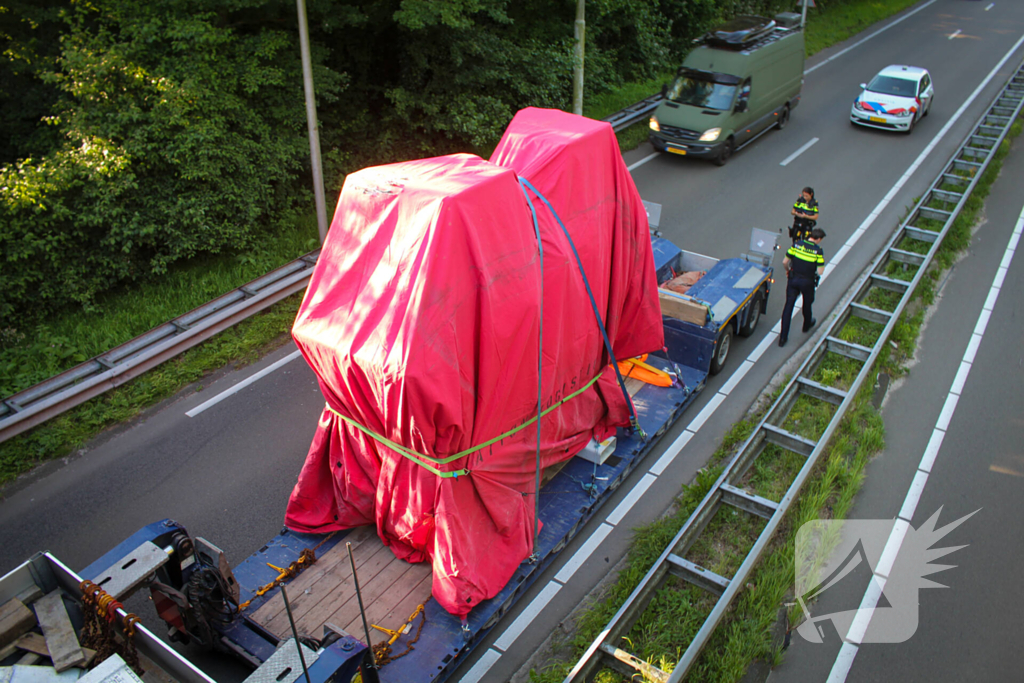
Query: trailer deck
xmin=226 ymin=356 xmax=698 ymax=683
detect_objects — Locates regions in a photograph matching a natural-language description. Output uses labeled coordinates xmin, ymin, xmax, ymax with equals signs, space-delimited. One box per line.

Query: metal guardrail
xmin=0 ymin=96 xmax=663 ymax=446
xmin=0 ymin=252 xmax=320 ymax=443
xmin=565 ymin=60 xmax=1024 ymax=683
xmin=606 ymin=93 xmax=663 ymax=132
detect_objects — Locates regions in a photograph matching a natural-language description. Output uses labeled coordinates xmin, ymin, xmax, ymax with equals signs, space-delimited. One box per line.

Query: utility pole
xmin=572 ymin=0 xmax=585 ymax=115
xmin=801 ymin=0 xmax=809 ymax=28
xmin=296 ymin=0 xmax=329 ymax=244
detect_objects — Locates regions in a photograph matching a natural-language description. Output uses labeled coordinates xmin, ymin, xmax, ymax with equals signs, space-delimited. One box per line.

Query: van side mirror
xmin=859 ymin=83 xmax=867 ymax=90
xmin=735 ymin=100 xmax=748 ymax=113
xmin=661 ymin=84 xmax=668 ymax=97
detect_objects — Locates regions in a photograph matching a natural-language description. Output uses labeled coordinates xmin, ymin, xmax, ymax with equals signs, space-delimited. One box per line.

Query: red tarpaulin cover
xmin=284 ymin=108 xmax=664 ymax=616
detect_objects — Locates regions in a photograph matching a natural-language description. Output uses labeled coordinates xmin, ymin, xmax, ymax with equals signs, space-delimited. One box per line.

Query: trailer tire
xmin=710 ymin=325 xmax=732 ymax=375
xmin=738 ymin=290 xmax=763 ymax=337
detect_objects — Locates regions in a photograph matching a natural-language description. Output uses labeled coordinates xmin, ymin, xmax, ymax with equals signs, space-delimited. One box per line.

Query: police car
xmin=850 ymin=65 xmax=933 ymax=134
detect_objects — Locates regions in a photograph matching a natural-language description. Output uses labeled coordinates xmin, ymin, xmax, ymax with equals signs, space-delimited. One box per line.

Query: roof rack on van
xmin=704 ymin=15 xmax=776 ymax=49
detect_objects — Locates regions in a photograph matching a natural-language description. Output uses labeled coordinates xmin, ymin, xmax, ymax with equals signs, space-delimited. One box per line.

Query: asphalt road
xmin=1 ymin=1 xmax=1023 ymax=681
xmin=768 ymin=71 xmax=1024 ymax=683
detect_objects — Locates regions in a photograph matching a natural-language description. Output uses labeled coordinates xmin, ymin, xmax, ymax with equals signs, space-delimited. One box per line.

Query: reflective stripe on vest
xmin=787 ymin=241 xmax=824 ymax=264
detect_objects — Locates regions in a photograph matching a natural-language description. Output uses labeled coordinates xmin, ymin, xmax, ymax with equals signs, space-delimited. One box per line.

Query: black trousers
xmin=780 ymin=276 xmax=815 ymax=342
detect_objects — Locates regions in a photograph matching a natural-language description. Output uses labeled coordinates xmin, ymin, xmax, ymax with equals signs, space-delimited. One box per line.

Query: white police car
xmin=850 ymin=65 xmax=933 ymax=133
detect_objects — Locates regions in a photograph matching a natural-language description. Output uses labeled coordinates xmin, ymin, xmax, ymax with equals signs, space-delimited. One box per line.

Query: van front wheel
xmin=713 ymin=138 xmax=734 ymax=167
xmin=777 ymin=105 xmax=790 ymax=130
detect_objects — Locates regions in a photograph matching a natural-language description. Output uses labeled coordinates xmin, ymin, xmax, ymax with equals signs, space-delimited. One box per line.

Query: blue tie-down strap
xmin=517 ymin=177 xmax=646 ymax=442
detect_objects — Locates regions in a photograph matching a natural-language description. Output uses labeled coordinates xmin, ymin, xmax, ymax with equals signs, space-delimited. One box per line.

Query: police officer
xmin=779 ymin=227 xmax=826 ymax=348
xmin=789 ymin=187 xmax=819 ymax=244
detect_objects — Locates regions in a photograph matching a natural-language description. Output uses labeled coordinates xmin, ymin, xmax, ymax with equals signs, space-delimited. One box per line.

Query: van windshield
xmin=666 ymin=73 xmax=737 ymax=111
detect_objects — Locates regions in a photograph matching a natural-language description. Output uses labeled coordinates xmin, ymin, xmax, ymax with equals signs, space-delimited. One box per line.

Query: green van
xmin=649 ymin=14 xmax=805 ymax=166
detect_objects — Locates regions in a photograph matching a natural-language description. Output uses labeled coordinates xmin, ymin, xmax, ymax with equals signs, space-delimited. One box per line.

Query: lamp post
xmin=296 ymin=0 xmax=329 ymax=244
xmin=572 ymin=0 xmax=585 ymax=115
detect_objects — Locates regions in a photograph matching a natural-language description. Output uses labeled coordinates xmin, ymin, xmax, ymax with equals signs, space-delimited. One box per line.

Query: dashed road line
xmin=780 ymin=137 xmax=819 ymax=166
xmin=186 ymin=349 xmax=302 ymax=417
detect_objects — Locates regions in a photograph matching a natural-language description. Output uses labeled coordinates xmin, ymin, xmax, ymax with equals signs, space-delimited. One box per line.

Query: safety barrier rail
xmin=607 ymin=93 xmax=663 ymax=132
xmin=0 ymin=253 xmax=319 ymax=443
xmin=565 ymin=59 xmax=1024 ymax=683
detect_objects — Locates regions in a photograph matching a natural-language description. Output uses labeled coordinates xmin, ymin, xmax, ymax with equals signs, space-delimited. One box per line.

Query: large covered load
xmin=284 ymin=108 xmax=663 ymax=616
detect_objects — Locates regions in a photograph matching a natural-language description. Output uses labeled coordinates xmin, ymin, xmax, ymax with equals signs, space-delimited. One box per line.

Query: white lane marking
xmin=993 ymin=266 xmax=1008 ymax=288
xmin=805 ymin=0 xmax=940 ymax=74
xmin=843 ymin=575 xmax=887 ymax=646
xmin=918 ymin=429 xmax=945 ymax=473
xmin=982 ymin=287 xmax=1000 ymax=311
xmin=555 ymin=523 xmax=614 ymax=583
xmin=719 ymin=360 xmax=754 ymax=395
xmin=828 ymin=643 xmax=860 ymax=682
xmin=834 ymin=31 xmax=1024 ymax=264
xmin=875 ymin=519 xmax=911 ymax=579
xmin=459 ymin=648 xmax=502 ymax=683
xmin=1000 ymin=248 xmax=1014 ymax=269
xmin=627 ymin=152 xmax=660 ymax=172
xmin=779 ymin=137 xmax=819 ymax=166
xmin=973 ymin=308 xmax=991 ymax=336
xmin=831 ymin=244 xmax=852 ymax=266
xmin=606 ymin=473 xmax=657 ymax=525
xmin=649 ymin=429 xmax=694 ymax=475
xmin=186 ymin=350 xmax=302 ymax=417
xmin=935 ymin=393 xmax=959 ymax=431
xmin=948 ymin=29 xmax=962 ymax=40
xmin=963 ymin=333 xmax=983 ymax=363
xmin=949 ymin=361 xmax=972 ymax=396
xmin=749 ymin=331 xmax=777 ymax=362
xmin=686 ymin=392 xmax=726 ymax=433
xmin=829 ymin=189 xmax=1024 ymax=683
xmin=492 ymin=581 xmax=561 ymax=651
xmin=898 ymin=470 xmax=930 ymax=522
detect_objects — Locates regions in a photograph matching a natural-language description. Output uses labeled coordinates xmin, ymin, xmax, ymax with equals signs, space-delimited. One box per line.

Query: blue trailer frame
xmin=59 ymin=235 xmax=774 ymax=683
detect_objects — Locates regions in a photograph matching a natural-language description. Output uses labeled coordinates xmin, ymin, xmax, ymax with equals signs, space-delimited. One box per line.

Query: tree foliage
xmin=0 ymin=0 xmax=794 ymax=326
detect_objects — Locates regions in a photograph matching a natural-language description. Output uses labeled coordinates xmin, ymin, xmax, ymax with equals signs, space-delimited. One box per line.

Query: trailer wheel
xmin=738 ymin=290 xmax=763 ymax=337
xmin=710 ymin=325 xmax=732 ymax=375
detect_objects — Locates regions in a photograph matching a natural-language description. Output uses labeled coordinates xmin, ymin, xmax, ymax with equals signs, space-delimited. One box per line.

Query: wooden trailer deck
xmin=251 ymin=527 xmax=432 ymax=648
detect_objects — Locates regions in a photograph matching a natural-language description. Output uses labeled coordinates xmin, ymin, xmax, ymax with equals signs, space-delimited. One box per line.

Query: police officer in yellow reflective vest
xmin=789 ymin=187 xmax=819 ymax=244
xmin=779 ymin=227 xmax=826 ymax=348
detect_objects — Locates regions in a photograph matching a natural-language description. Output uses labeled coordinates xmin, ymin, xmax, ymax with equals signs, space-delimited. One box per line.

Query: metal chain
xmin=78 ymin=581 xmax=144 ymax=675
xmin=371 ymin=607 xmax=426 ymax=666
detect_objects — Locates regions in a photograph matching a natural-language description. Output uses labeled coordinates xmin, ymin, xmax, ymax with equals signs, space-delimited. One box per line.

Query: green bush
xmin=0 ymin=0 xmax=348 ymax=323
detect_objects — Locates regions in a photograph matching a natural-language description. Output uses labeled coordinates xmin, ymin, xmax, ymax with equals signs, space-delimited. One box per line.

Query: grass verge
xmin=527 ymin=120 xmax=1022 ymax=682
